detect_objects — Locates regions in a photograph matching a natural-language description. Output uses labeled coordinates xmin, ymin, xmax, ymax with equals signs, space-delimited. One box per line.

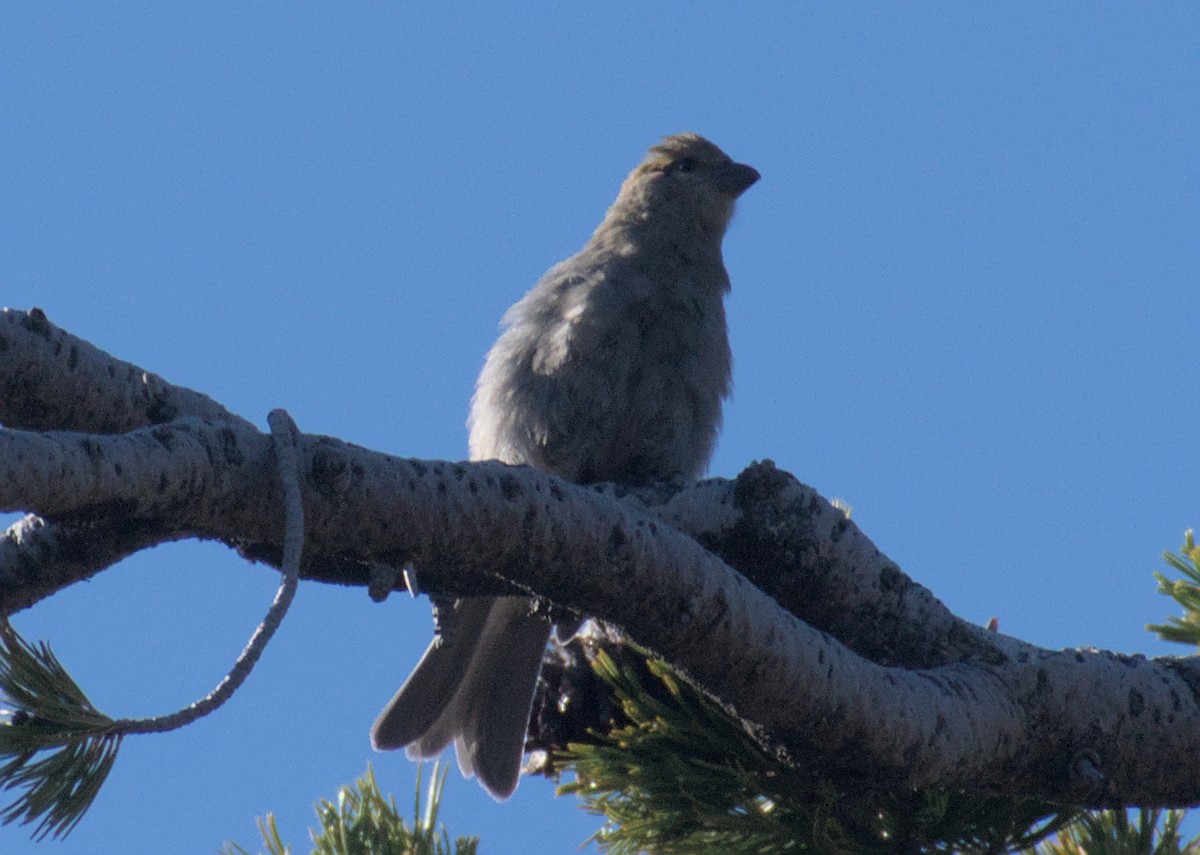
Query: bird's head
xmin=607 ymin=133 xmax=760 ymax=240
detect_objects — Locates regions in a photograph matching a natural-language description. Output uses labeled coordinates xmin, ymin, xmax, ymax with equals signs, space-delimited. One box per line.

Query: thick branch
xmin=2 ymin=308 xmax=1199 ymax=807
xmin=1 ymin=416 xmax=1199 ymax=805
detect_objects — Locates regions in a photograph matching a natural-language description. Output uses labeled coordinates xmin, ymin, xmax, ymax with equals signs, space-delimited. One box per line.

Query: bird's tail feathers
xmin=370 ymin=597 xmax=493 ymax=752
xmin=372 ymin=595 xmax=552 ymax=801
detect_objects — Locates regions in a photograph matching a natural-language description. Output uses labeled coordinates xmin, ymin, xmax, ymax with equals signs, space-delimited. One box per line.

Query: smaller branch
xmin=0 ymin=308 xmax=251 ymax=434
xmin=0 ymin=405 xmax=309 ymax=842
xmin=0 ymin=516 xmax=187 ymax=615
xmin=114 ymin=409 xmax=305 ymax=735
xmin=644 ymin=463 xmax=1001 ymax=669
xmin=0 ymin=307 xmax=257 ymax=615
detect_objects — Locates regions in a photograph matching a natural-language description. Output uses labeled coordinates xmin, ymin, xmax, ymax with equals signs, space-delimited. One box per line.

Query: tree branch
xmin=1 ymin=307 xmax=1198 ymax=808
xmin=0 ymin=307 xmax=251 ymax=433
xmin=0 ymin=306 xmax=255 ymax=608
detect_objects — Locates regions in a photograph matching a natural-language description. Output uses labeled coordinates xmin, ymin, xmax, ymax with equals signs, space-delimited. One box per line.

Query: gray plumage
xmin=371 ymin=133 xmax=759 ymax=799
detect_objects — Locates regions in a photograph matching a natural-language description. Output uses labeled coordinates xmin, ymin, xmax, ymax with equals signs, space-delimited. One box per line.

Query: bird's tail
xmin=371 ymin=595 xmax=552 ymax=800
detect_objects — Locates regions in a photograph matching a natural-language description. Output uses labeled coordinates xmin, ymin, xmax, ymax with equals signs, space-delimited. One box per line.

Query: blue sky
xmin=3 ymin=5 xmax=1199 ymax=853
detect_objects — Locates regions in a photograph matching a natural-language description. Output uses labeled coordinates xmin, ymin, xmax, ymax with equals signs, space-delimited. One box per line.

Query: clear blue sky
xmin=3 ymin=5 xmax=1198 ymax=853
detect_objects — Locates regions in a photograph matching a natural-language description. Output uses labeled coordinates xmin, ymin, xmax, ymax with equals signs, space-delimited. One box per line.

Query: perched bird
xmin=371 ymin=133 xmax=759 ymax=799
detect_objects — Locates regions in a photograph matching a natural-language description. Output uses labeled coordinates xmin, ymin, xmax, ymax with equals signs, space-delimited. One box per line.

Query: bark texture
xmin=2 ymin=307 xmax=1198 ymax=807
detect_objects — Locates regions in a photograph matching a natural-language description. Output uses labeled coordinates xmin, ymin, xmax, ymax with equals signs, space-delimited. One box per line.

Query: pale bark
xmin=1 ymin=306 xmax=1198 ymax=807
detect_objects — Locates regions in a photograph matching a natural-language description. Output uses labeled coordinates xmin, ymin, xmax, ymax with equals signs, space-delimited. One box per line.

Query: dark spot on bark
xmin=80 ymin=437 xmax=103 ymax=460
xmin=151 ymin=426 xmax=175 ymax=450
xmin=217 ymin=427 xmax=244 ymax=466
xmin=146 ymin=393 xmax=178 ymax=424
xmin=878 ymin=563 xmax=903 ymax=592
xmin=23 ymin=308 xmax=51 ymax=338
xmin=468 ymin=478 xmax=478 ymax=495
xmin=731 ymin=459 xmax=787 ymax=513
xmin=1128 ymin=688 xmax=1145 ymax=717
xmin=63 ymin=497 xmax=138 ymax=526
xmin=67 ymin=345 xmax=78 ymax=370
xmin=499 ymin=473 xmax=522 ymax=500
xmin=606 ymin=525 xmax=626 ymax=558
xmin=312 ymin=449 xmax=343 ymax=477
xmin=311 ymin=449 xmax=353 ymax=495
xmin=549 ymin=482 xmax=564 ymax=501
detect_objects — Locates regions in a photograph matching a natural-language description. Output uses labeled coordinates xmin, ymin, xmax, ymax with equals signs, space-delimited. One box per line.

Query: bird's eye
xmin=672 ymin=157 xmax=697 ymax=174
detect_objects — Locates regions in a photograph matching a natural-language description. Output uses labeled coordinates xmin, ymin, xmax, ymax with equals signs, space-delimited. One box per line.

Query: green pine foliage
xmin=0 ymin=619 xmax=121 ymax=839
xmin=222 ymin=764 xmax=478 ymax=855
xmin=1032 ymin=808 xmax=1200 ymax=855
xmin=1149 ymin=530 xmax=1200 ymax=646
xmin=555 ymin=646 xmax=1075 ymax=853
xmin=6 ymin=530 xmax=1200 ymax=850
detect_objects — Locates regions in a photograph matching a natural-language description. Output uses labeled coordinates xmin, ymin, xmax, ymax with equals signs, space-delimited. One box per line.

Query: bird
xmin=371 ymin=133 xmax=759 ymax=800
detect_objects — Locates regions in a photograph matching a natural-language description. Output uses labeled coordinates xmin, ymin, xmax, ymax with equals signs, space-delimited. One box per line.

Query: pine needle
xmin=1149 ymin=530 xmax=1200 ymax=646
xmin=0 ymin=619 xmax=119 ymax=838
xmin=557 ymin=643 xmax=1074 ymax=854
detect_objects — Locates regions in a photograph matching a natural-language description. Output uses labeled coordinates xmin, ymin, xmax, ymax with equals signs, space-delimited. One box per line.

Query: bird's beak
xmin=716 ymin=162 xmax=760 ymax=196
